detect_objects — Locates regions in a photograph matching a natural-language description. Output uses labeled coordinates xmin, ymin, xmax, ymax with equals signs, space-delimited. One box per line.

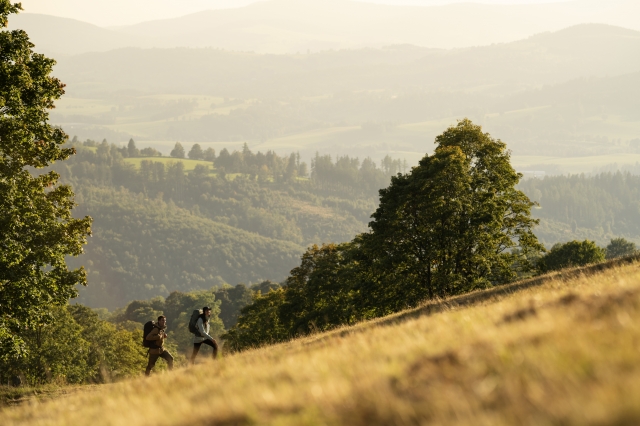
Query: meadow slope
xmin=2 ymin=256 xmax=640 ymax=425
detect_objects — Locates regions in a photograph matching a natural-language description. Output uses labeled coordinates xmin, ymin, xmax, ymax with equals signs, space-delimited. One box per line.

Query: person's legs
xmin=202 ymin=339 xmax=219 ymax=359
xmin=160 ymin=351 xmax=174 ymax=370
xmin=190 ymin=343 xmax=202 ymax=364
xmin=145 ymin=353 xmax=159 ymax=376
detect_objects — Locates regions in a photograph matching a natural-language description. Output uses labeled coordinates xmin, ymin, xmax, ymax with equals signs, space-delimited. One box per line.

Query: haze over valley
xmin=7 ymin=0 xmax=640 ymax=308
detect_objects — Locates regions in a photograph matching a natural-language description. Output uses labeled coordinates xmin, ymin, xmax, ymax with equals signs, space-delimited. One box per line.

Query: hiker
xmin=145 ymin=315 xmax=174 ymax=376
xmin=190 ymin=306 xmax=219 ymax=364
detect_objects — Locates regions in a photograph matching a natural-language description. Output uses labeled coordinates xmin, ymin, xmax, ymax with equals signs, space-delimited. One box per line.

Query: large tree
xmin=363 ymin=119 xmax=543 ymax=307
xmin=0 ymin=2 xmax=92 ymax=360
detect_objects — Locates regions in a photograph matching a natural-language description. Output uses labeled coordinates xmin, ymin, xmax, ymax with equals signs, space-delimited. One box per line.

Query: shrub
xmin=539 ymin=240 xmax=605 ymax=272
xmin=605 ymin=237 xmax=637 ymax=259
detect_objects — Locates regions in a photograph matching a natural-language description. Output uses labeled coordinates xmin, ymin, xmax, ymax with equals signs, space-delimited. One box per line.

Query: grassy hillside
xmin=3 ymin=256 xmax=640 ymax=425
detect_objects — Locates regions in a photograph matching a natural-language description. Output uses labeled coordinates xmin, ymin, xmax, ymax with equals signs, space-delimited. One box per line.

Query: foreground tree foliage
xmin=1 ymin=304 xmax=147 ymax=385
xmin=0 ymin=3 xmax=91 ymax=362
xmin=225 ymin=120 xmax=545 ymax=350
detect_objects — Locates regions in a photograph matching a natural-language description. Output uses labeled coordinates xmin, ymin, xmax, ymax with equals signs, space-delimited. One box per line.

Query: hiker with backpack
xmin=189 ymin=306 xmax=219 ymax=364
xmin=144 ymin=315 xmax=174 ymax=376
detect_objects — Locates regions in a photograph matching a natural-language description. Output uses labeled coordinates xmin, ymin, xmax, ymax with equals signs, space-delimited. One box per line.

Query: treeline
xmin=59 ymin=141 xmax=372 ymax=245
xmin=75 ymin=137 xmax=404 ymax=198
xmin=223 ymin=121 xmax=640 ymax=351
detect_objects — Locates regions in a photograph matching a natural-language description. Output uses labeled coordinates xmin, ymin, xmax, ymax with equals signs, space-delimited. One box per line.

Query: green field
xmin=123 ymin=157 xmax=215 ymax=172
xmin=55 ymin=92 xmax=640 ymax=175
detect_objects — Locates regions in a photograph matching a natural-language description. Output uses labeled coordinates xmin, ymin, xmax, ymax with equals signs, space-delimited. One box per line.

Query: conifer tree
xmin=170 ymin=142 xmax=185 ymax=158
xmin=188 ymin=143 xmax=204 ymax=160
xmin=203 ymin=147 xmax=216 ymax=162
xmin=127 ymin=138 xmax=139 ymax=157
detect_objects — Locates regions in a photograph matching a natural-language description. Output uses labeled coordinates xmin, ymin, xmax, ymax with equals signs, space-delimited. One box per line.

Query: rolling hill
xmin=47 ymin=24 xmax=640 ymax=168
xmin=69 ymin=186 xmax=305 ymax=309
xmin=51 ymin=24 xmax=640 ymax=98
xmin=10 ymin=0 xmax=640 ymax=55
xmin=6 ymin=14 xmax=152 ymax=55
xmin=2 ymin=256 xmax=640 ymax=424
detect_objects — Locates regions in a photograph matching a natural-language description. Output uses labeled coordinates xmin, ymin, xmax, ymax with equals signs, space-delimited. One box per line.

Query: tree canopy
xmin=605 ymin=237 xmax=637 ymax=259
xmin=363 ymin=119 xmax=543 ymax=305
xmin=0 ymin=2 xmax=91 ymax=360
xmin=538 ymin=240 xmax=606 ymax=272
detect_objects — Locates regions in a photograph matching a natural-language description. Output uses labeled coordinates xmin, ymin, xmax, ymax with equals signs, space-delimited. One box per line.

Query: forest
xmin=41 ymin=134 xmax=640 ymax=312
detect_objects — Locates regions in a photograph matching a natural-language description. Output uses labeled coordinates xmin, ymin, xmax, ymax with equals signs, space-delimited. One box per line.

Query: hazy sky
xmin=17 ymin=0 xmax=575 ymax=27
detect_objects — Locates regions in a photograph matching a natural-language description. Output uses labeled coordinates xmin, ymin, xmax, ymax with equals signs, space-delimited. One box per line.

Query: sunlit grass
xmin=2 ymin=257 xmax=640 ymax=425
xmin=0 ymin=384 xmax=96 ymax=408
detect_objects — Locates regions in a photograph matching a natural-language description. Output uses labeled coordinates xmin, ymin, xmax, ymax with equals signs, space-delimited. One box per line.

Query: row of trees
xmin=225 ymin=236 xmax=636 ymax=352
xmin=224 ymin=120 xmax=545 ymax=349
xmin=224 ymin=121 xmax=640 ymax=351
xmin=81 ymin=138 xmax=162 ymax=158
xmin=84 ymin=136 xmax=409 ymax=197
xmin=538 ymin=238 xmax=637 ymax=272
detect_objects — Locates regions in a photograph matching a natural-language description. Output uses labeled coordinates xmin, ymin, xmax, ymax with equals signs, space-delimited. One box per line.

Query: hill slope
xmin=2 ymin=256 xmax=640 ymax=424
xmin=49 ymin=25 xmax=640 ymax=168
xmin=7 ymin=14 xmax=152 ymax=55
xmin=69 ymin=186 xmax=305 ymax=309
xmin=53 ymin=24 xmax=640 ymax=99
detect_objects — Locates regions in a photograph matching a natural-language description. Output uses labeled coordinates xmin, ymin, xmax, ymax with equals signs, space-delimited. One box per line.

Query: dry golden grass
xmin=3 ymin=257 xmax=640 ymax=425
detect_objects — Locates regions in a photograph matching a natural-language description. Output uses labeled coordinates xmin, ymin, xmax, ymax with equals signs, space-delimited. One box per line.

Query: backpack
xmin=142 ymin=320 xmax=159 ymax=348
xmin=188 ymin=309 xmax=202 ymax=336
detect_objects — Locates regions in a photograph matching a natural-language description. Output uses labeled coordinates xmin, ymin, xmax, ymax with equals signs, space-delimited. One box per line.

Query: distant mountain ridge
xmin=8 ymin=0 xmax=640 ymax=55
xmin=7 ymin=14 xmax=152 ymax=55
xmin=47 ymin=22 xmax=640 ymax=166
xmin=52 ymin=23 xmax=640 ymax=98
